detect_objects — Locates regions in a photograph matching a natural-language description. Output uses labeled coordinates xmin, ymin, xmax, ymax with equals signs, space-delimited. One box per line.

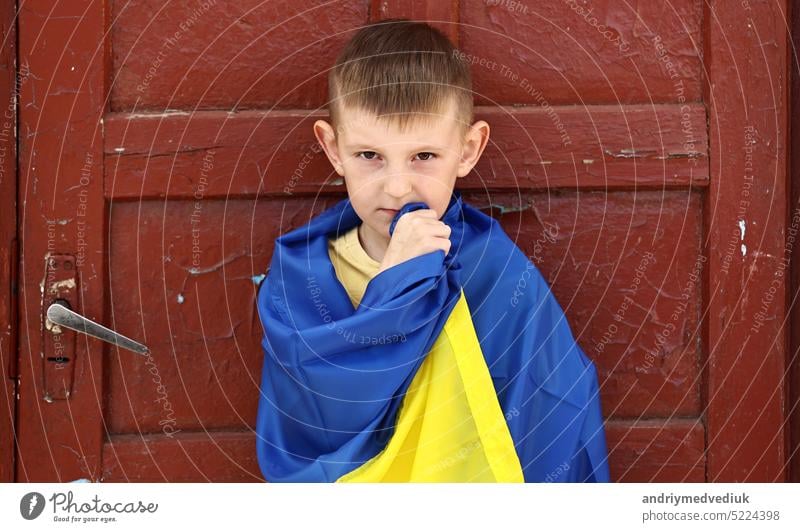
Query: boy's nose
xmin=382 ymin=172 xmax=413 ymax=197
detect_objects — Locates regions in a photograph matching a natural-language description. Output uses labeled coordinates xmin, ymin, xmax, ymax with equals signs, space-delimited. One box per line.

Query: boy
xmin=255 ymin=19 xmax=610 ymax=482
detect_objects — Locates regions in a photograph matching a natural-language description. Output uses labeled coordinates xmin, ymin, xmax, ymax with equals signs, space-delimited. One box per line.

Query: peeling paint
xmin=186 ymin=250 xmax=246 ymax=275
xmin=126 ymin=110 xmax=191 ymax=119
xmin=176 ymin=293 xmax=185 ymax=304
xmin=488 ymin=202 xmax=532 ymax=215
xmin=604 ymin=148 xmax=657 ymax=158
xmin=656 ymin=151 xmax=704 ymax=160
xmin=48 ymin=278 xmax=76 ymax=294
xmin=44 ymin=316 xmax=62 ymax=334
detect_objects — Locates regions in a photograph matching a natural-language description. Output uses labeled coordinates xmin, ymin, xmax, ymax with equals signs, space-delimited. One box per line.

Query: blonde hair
xmin=327 ymin=19 xmax=473 ymax=135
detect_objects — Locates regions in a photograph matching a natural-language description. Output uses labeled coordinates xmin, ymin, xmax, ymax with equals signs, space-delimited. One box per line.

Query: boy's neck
xmin=357 ymin=223 xmax=389 ymax=264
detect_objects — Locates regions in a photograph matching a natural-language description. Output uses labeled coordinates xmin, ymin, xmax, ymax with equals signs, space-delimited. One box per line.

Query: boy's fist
xmin=377 ymin=209 xmax=452 ymax=275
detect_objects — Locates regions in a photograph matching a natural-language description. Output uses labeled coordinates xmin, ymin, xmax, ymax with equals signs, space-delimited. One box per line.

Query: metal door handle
xmin=46 ymin=301 xmax=150 ymax=356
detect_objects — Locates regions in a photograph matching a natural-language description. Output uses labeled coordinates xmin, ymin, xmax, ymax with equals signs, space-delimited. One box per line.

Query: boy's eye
xmin=354 ymin=151 xmax=436 ymax=162
xmin=357 ymin=151 xmax=378 ymax=161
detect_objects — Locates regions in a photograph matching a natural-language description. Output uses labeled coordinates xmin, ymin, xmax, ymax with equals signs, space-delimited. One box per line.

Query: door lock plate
xmin=41 ymin=254 xmax=78 ymax=401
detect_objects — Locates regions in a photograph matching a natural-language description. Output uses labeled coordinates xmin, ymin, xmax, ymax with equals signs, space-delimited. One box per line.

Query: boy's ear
xmin=313 ymin=119 xmax=345 ymax=176
xmin=457 ymin=120 xmax=490 ymax=178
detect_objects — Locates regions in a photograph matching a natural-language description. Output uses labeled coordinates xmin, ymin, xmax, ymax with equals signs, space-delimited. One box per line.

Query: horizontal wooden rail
xmin=104 ymin=104 xmax=708 ymax=200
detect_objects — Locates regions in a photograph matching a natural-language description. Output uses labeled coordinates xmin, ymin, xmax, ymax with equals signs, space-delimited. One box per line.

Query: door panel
xmin=109 ymin=0 xmax=368 ymax=111
xmin=461 ymin=0 xmax=705 ymax=105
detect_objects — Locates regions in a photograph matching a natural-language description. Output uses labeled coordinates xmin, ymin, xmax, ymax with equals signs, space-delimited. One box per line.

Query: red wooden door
xmin=14 ymin=0 xmax=790 ymax=482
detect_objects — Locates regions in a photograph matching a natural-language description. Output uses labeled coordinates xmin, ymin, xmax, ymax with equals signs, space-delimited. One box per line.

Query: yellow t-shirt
xmin=327 ymin=225 xmax=524 ymax=482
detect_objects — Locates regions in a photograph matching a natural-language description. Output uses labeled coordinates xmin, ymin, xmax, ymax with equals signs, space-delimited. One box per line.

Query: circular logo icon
xmin=20 ymin=492 xmax=45 ymax=520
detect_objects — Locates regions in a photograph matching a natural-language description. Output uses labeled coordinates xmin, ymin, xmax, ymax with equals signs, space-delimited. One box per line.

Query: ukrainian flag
xmin=255 ymin=191 xmax=610 ymax=482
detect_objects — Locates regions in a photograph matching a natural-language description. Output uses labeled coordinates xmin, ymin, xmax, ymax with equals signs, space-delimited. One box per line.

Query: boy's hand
xmin=377 ymin=209 xmax=452 ymax=275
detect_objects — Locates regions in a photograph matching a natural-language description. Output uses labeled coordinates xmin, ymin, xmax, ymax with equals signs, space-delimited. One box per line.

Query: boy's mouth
xmin=378 ymin=208 xmax=399 ymax=216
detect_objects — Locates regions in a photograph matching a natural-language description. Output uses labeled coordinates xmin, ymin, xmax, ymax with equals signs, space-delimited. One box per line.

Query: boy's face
xmin=313 ymin=98 xmax=490 ymax=253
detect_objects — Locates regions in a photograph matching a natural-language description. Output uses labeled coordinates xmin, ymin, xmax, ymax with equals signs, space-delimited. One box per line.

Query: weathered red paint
xmin=17 ymin=0 xmax=108 ymax=481
xmin=606 ymin=419 xmax=705 ymax=482
xmin=102 ymin=431 xmax=261 ymax=482
xmin=702 ymin=0 xmax=789 ymax=482
xmin=461 ymin=0 xmax=705 ymax=106
xmin=103 ymin=104 xmax=707 ymax=200
xmin=110 ymin=0 xmax=369 ymax=111
xmin=371 ymin=0 xmax=459 ymax=43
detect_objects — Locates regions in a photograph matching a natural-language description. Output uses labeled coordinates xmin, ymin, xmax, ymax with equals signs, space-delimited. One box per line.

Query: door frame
xmin=702 ymin=0 xmax=790 ymax=481
xmin=790 ymin=0 xmax=800 ymax=484
xmin=0 ymin=0 xmax=18 ymax=483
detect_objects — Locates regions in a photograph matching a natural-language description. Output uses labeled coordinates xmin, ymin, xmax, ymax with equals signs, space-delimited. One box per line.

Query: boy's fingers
xmin=405 ymin=208 xmax=438 ymax=219
xmin=432 ymin=222 xmax=451 ymax=236
xmin=416 ymin=219 xmax=451 ymax=234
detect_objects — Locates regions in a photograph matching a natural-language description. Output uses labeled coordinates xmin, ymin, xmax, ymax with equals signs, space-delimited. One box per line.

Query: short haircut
xmin=327 ymin=18 xmax=473 ymax=135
